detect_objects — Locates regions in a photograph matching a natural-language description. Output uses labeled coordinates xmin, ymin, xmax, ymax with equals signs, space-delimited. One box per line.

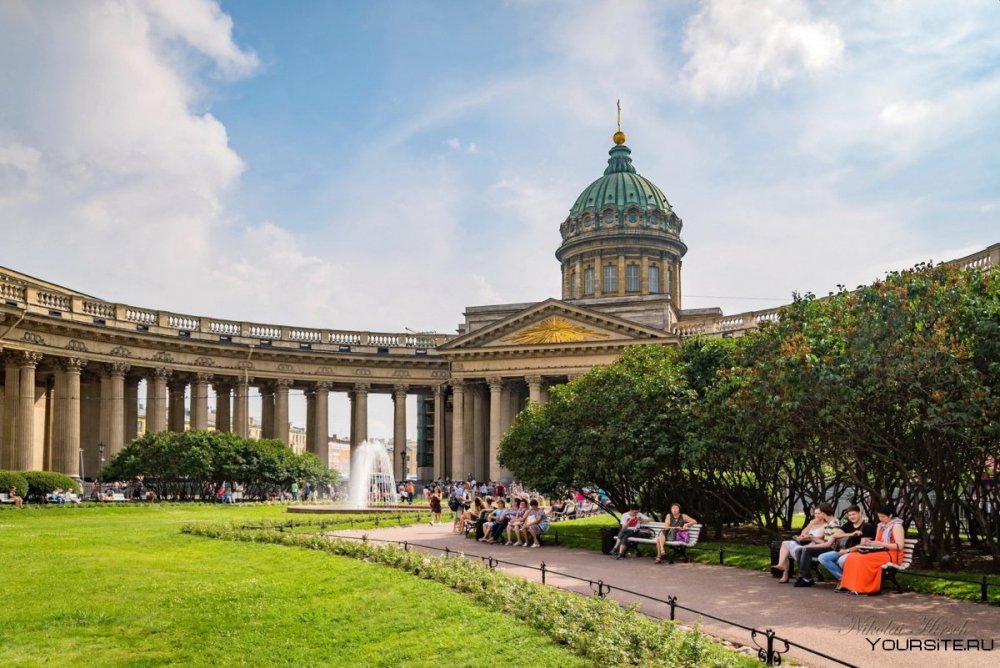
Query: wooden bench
xmin=625 ymin=523 xmax=702 ymax=563
xmin=0 ymin=493 xmax=14 ymax=504
xmin=881 ymin=538 xmax=919 ymax=593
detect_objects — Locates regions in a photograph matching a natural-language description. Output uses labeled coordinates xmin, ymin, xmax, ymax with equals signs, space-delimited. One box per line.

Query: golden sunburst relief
xmin=500 ymin=316 xmax=612 ymax=345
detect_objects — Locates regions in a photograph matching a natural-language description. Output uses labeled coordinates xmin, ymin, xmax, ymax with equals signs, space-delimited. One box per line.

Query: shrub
xmin=21 ymin=471 xmax=80 ymax=501
xmin=0 ymin=471 xmax=28 ymax=498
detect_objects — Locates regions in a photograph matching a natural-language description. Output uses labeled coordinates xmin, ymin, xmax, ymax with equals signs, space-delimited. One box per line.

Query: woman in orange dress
xmin=838 ymin=504 xmax=905 ymax=595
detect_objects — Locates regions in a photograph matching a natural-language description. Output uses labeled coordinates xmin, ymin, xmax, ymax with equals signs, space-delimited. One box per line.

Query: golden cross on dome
xmin=613 ymin=99 xmax=627 ymax=145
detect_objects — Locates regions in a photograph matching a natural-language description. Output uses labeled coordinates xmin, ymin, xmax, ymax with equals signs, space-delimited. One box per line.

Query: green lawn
xmin=0 ymin=504 xmax=587 ymax=667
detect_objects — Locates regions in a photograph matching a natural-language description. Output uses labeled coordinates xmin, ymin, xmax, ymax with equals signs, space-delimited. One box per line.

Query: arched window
xmin=648 ymin=265 xmax=660 ymax=293
xmin=626 ymin=264 xmax=640 ymax=292
xmin=583 ymin=267 xmax=595 ymax=295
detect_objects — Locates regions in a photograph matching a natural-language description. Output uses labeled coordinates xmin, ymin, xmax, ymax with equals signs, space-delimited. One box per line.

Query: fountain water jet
xmin=346 ymin=441 xmax=399 ymax=509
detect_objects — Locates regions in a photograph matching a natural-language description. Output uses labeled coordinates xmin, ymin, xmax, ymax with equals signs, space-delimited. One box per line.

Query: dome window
xmin=626 ymin=264 xmax=640 ymax=292
xmin=649 ymin=265 xmax=661 ymax=294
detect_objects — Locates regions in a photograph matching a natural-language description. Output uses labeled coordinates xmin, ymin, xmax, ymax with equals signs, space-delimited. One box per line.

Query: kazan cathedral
xmin=1 ymin=128 xmax=997 ymax=484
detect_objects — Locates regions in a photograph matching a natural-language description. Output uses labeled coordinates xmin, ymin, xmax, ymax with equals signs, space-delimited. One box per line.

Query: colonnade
xmin=0 ymin=350 xmax=429 ymax=481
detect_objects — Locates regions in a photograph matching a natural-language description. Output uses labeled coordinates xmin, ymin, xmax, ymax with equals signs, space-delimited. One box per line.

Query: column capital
xmin=353 ymin=382 xmax=370 ymax=394
xmin=434 ymin=383 xmax=446 ymax=398
xmin=487 ymin=376 xmax=503 ymax=392
xmin=393 ymin=384 xmax=408 ymax=399
xmin=105 ymin=361 xmax=129 ymax=377
xmin=60 ymin=357 xmax=88 ymax=373
xmin=195 ymin=372 xmax=214 ymax=383
xmin=450 ymin=379 xmax=465 ymax=392
xmin=525 ymin=374 xmax=542 ymax=387
xmin=167 ymin=377 xmax=188 ymax=391
xmin=258 ymin=383 xmax=275 ymax=396
xmin=314 ymin=381 xmax=333 ymax=392
xmin=152 ymin=367 xmax=172 ymax=380
xmin=276 ymin=378 xmax=294 ymax=389
xmin=17 ymin=351 xmax=43 ymax=368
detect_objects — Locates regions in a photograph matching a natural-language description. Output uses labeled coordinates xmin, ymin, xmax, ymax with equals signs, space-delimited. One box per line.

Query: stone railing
xmin=0 ymin=268 xmax=453 ymax=354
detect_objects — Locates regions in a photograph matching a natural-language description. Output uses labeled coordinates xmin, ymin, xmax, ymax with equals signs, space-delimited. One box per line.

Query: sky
xmin=2 ymin=0 xmax=999 ymax=437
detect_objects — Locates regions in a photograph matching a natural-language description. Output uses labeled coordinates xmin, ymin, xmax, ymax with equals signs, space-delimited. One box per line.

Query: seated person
xmin=7 ymin=486 xmax=23 ymax=508
xmin=655 ymin=502 xmax=697 ymax=564
xmin=505 ymin=499 xmax=528 ymax=545
xmin=817 ymin=505 xmax=877 ymax=584
xmin=487 ymin=502 xmax=514 ymax=544
xmin=838 ymin=504 xmax=906 ymax=595
xmin=793 ymin=502 xmax=847 ymax=586
xmin=523 ymin=499 xmax=550 ymax=548
xmin=775 ymin=503 xmax=837 ymax=583
xmin=611 ymin=506 xmax=651 ymax=559
xmin=480 ymin=499 xmax=506 ymax=541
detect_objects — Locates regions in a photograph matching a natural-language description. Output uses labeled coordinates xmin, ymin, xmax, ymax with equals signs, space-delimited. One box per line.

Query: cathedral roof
xmin=568 ymin=144 xmax=674 ymax=217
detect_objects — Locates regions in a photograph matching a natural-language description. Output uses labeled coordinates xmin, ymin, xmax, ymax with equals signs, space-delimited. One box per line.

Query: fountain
xmin=346 ymin=440 xmax=399 ymax=509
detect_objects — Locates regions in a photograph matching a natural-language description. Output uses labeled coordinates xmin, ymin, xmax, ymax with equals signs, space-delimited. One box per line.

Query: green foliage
xmin=101 ymin=430 xmax=339 ymax=501
xmin=0 ymin=470 xmax=28 ymax=498
xmin=498 ymin=261 xmax=1000 ymax=569
xmin=20 ymin=470 xmax=80 ymax=500
xmin=500 ymin=345 xmax=697 ymax=517
xmin=187 ymin=521 xmax=755 ymax=667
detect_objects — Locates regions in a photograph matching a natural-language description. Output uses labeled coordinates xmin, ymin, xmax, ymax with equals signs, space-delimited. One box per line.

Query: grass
xmin=547 ymin=514 xmax=1000 ymax=605
xmin=0 ymin=504 xmax=588 ymax=667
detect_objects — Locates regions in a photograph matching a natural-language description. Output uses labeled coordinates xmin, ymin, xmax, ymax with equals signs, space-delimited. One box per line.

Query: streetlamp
xmin=400 ymin=449 xmax=409 ymax=481
xmin=98 ymin=442 xmax=106 ymax=471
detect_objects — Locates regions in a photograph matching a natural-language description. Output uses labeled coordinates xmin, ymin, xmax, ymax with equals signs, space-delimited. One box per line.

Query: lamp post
xmin=98 ymin=442 xmax=106 ymax=473
xmin=400 ymin=449 xmax=409 ymax=480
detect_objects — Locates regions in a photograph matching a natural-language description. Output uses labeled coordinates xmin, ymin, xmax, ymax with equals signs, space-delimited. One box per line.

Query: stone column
xmin=105 ymin=363 xmax=128 ymax=457
xmin=450 ymin=380 xmax=464 ymax=479
xmin=350 ymin=383 xmax=369 ymax=456
xmin=573 ymin=258 xmax=583 ymax=299
xmin=146 ymin=368 xmax=170 ymax=433
xmin=168 ymin=378 xmax=187 ymax=432
xmin=214 ymin=381 xmax=231 ymax=433
xmin=487 ymin=377 xmax=505 ymax=481
xmin=260 ymin=384 xmax=275 ymax=439
xmin=617 ymin=254 xmax=626 ymax=296
xmin=13 ymin=351 xmax=42 ymax=470
xmin=305 ymin=389 xmax=316 ymax=452
xmin=2 ymin=355 xmax=20 ymax=470
xmin=312 ymin=382 xmax=330 ymax=466
xmin=124 ymin=375 xmax=139 ymax=441
xmin=53 ymin=358 xmax=86 ymax=477
xmin=233 ymin=376 xmax=250 ymax=438
xmin=467 ymin=385 xmax=480 ymax=480
xmin=594 ymin=252 xmax=603 ymax=297
xmin=392 ymin=384 xmax=407 ymax=481
xmin=190 ymin=373 xmax=211 ymax=431
xmin=640 ymin=256 xmax=650 ymax=293
xmin=526 ymin=375 xmax=542 ymax=404
xmin=274 ymin=379 xmax=291 ymax=445
xmin=433 ymin=385 xmax=445 ymax=481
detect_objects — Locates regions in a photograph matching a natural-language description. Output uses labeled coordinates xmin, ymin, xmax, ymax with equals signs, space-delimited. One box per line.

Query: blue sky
xmin=2 ymin=0 xmax=999 ymax=437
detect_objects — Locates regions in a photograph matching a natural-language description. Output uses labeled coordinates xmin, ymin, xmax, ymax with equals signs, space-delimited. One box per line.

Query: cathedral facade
xmin=1 ymin=132 xmax=997 ymax=483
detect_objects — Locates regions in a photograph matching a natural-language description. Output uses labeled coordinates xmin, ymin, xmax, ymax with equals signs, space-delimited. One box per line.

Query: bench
xmin=881 ymin=538 xmax=919 ymax=593
xmin=626 ymin=523 xmax=702 ymax=563
xmin=0 ymin=493 xmax=14 ymax=504
xmin=110 ymin=492 xmax=129 ymax=502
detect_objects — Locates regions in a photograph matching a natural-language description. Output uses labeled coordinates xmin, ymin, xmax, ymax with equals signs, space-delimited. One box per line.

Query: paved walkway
xmin=330 ymin=523 xmax=999 ymax=667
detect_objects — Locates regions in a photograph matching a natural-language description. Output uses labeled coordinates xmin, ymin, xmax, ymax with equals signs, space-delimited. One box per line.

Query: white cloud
xmin=445 ymin=137 xmax=461 ymax=150
xmin=681 ymin=0 xmax=843 ymax=100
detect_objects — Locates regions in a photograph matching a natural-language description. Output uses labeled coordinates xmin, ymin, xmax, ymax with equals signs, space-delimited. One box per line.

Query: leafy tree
xmin=500 ymin=345 xmax=696 ymax=518
xmin=101 ymin=430 xmax=339 ymax=501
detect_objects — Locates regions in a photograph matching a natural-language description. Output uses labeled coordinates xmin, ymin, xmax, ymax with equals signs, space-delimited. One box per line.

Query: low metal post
xmin=667 ymin=595 xmax=677 ymax=621
xmin=404 ymin=541 xmax=409 ymax=552
xmin=445 ymin=546 xmax=451 ymax=558
xmin=719 ymin=545 xmax=725 ymax=565
xmin=540 ymin=562 xmax=546 ymax=585
xmin=982 ymin=576 xmax=989 ymax=603
xmin=766 ymin=629 xmax=776 ymax=665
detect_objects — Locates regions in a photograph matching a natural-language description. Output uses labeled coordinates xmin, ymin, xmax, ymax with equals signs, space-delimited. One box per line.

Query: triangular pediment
xmin=439 ymin=299 xmax=673 ymax=351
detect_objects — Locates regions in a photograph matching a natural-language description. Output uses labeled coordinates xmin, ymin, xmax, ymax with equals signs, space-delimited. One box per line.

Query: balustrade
xmin=247 ymin=324 xmax=280 ymax=338
xmin=0 ymin=282 xmax=25 ymax=302
xmin=37 ymin=291 xmax=70 ymax=310
xmin=209 ymin=320 xmax=241 ymax=336
xmin=125 ymin=308 xmax=157 ymax=324
xmin=83 ymin=300 xmax=115 ymax=318
xmin=167 ymin=315 xmax=200 ymax=330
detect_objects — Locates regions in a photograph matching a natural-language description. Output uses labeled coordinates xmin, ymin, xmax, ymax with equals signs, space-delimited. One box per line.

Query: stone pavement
xmin=330 ymin=522 xmax=999 ymax=667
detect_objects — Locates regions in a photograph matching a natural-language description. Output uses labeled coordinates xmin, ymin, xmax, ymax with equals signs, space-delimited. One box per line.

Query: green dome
xmin=569 ymin=144 xmax=673 ymax=216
